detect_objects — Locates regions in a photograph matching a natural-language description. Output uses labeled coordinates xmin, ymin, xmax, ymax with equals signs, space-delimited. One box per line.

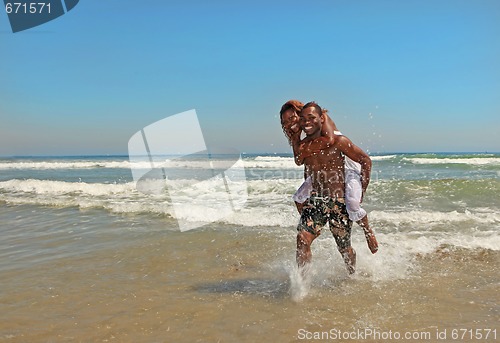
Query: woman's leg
xmin=357 ymin=215 xmax=378 ymax=254
xmin=345 ymin=171 xmax=378 ymax=254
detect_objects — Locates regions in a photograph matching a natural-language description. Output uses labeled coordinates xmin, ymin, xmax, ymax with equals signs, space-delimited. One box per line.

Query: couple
xmin=280 ymin=100 xmax=378 ymax=275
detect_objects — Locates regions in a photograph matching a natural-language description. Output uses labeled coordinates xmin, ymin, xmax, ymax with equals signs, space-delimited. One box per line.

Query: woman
xmin=280 ymin=100 xmax=378 ymax=254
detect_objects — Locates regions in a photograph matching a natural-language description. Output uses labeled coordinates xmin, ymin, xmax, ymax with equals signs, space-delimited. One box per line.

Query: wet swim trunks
xmin=297 ymin=194 xmax=353 ymax=251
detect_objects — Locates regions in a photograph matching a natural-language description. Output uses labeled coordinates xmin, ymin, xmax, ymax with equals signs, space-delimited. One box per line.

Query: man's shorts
xmin=297 ymin=195 xmax=353 ymax=251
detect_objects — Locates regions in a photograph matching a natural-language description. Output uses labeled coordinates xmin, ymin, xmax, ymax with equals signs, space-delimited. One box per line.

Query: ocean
xmin=0 ymin=153 xmax=499 ymax=342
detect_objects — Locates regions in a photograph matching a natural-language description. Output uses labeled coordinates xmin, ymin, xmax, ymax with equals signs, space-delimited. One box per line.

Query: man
xmin=296 ymin=102 xmax=372 ymax=274
xmin=280 ymin=99 xmax=378 ymax=255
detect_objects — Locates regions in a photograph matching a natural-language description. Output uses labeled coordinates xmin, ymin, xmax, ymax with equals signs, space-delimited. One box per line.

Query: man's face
xmin=300 ymin=106 xmax=323 ymax=137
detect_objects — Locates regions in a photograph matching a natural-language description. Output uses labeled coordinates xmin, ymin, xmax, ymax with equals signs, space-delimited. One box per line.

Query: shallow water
xmin=1 ymin=154 xmax=499 ymax=341
xmin=0 ymin=205 xmax=498 ymax=342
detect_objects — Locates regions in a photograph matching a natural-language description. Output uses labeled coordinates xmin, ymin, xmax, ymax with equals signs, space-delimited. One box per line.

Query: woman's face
xmin=281 ymin=108 xmax=300 ymax=137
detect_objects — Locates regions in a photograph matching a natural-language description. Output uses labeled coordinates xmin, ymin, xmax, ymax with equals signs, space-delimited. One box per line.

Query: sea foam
xmin=403 ymin=157 xmax=500 ymax=166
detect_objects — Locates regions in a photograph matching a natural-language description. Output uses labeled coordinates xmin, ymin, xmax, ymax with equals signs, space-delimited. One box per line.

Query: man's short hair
xmin=301 ymin=101 xmax=323 ymax=116
xmin=280 ymin=100 xmax=304 ymax=120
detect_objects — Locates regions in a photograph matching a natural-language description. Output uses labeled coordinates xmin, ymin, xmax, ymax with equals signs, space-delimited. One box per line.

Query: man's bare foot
xmin=364 ymin=231 xmax=378 ymax=254
xmin=342 ymin=248 xmax=356 ymax=274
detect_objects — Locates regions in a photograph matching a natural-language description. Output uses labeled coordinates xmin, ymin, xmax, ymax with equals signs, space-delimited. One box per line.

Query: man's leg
xmin=329 ymin=199 xmax=356 ymax=274
xmin=296 ymin=230 xmax=317 ymax=267
xmin=295 ymin=201 xmax=304 ymax=214
xmin=331 ymin=224 xmax=356 ymax=274
xmin=296 ymin=197 xmax=324 ymax=268
xmin=339 ymin=246 xmax=356 ymax=275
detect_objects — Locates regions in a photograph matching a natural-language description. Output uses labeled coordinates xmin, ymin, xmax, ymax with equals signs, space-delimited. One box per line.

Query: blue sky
xmin=1 ymin=0 xmax=499 ymax=156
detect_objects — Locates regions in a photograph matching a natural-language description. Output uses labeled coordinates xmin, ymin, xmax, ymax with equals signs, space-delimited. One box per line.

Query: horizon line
xmin=1 ymin=151 xmax=499 ymax=158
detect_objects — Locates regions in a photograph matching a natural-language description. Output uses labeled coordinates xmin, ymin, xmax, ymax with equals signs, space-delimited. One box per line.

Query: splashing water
xmin=288 ymin=263 xmax=322 ymax=302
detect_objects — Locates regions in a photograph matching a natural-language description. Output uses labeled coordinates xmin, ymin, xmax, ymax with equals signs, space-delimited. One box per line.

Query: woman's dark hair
xmin=279 ymin=100 xmax=304 ymax=120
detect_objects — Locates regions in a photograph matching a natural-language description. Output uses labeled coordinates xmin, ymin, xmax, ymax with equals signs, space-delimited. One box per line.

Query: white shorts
xmin=344 ymin=170 xmax=367 ymax=222
xmin=292 ymin=176 xmax=312 ymax=204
